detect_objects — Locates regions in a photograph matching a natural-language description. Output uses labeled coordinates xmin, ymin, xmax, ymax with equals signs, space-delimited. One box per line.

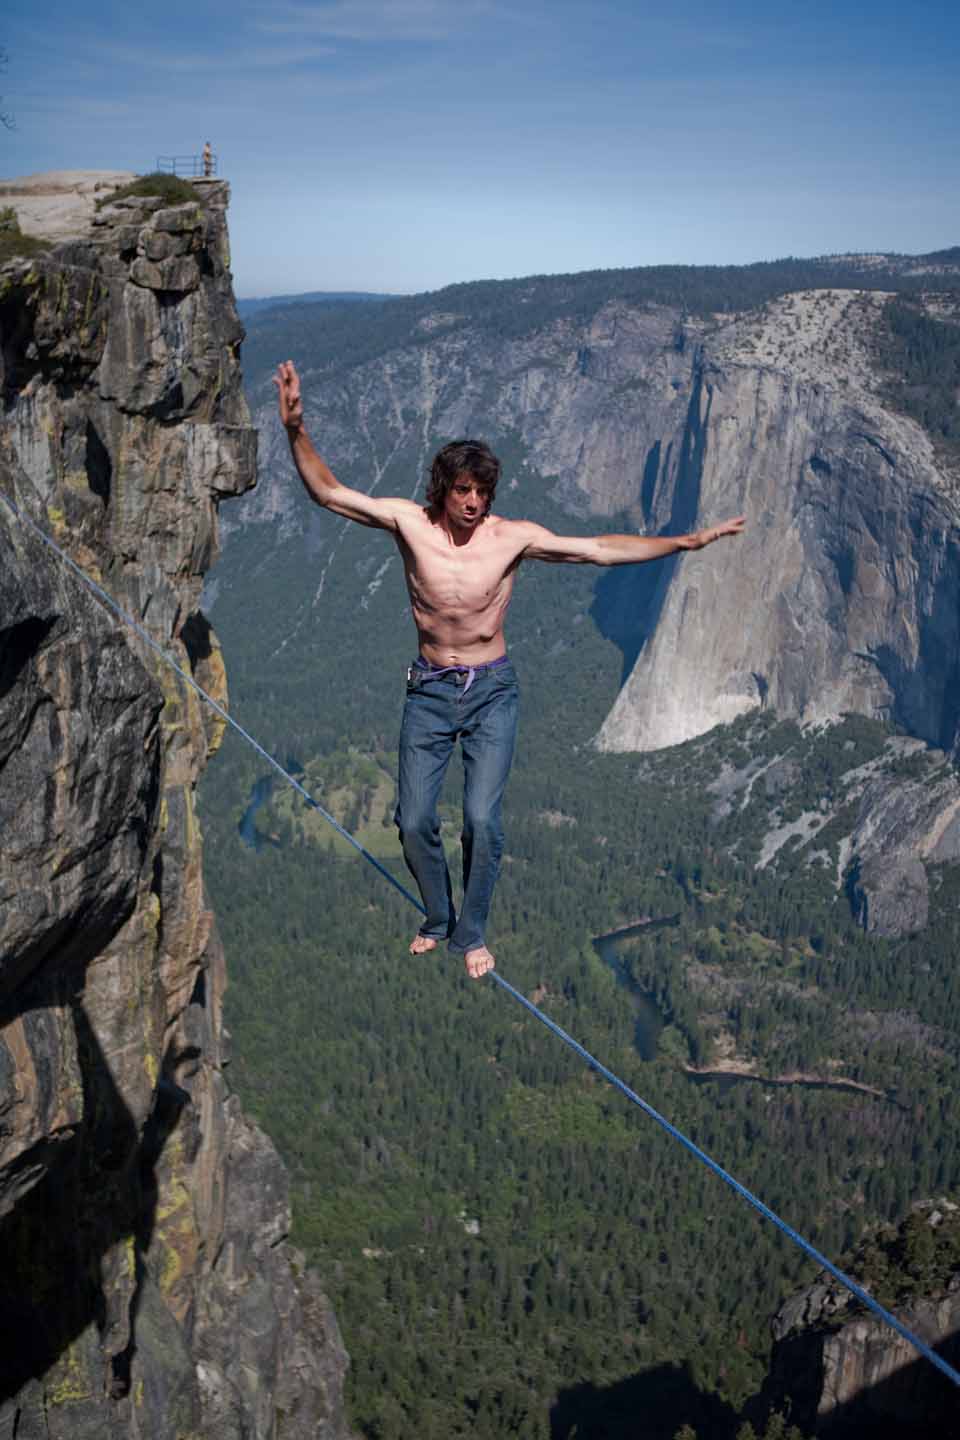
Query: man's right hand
xmin=274 ymin=360 xmax=304 ymax=434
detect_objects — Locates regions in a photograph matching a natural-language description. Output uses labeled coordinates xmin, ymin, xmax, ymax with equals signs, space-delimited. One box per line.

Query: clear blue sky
xmin=3 ymin=0 xmax=958 ymax=297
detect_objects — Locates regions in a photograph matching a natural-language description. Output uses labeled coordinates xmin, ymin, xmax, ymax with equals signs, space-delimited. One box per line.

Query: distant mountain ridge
xmin=237 ymin=246 xmax=960 ymax=390
xmin=237 ymin=289 xmax=395 ymax=318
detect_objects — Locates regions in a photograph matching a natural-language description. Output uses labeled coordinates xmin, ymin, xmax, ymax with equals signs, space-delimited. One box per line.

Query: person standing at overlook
xmin=275 ymin=360 xmax=745 ymax=979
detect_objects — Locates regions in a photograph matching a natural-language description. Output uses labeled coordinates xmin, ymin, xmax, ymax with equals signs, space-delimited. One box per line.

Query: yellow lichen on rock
xmin=152 ymin=1132 xmax=201 ymax=1323
xmin=46 ymin=1343 xmax=93 ymax=1406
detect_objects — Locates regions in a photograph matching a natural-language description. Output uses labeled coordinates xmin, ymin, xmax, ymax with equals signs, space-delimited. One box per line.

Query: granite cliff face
xmin=598 ymin=289 xmax=960 ymax=757
xmin=0 ymin=176 xmax=351 ymax=1438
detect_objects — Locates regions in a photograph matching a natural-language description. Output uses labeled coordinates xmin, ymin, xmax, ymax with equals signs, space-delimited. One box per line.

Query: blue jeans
xmin=395 ymin=659 xmax=519 ymax=954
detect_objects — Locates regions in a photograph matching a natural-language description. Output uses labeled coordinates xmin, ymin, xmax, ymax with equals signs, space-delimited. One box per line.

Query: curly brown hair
xmin=426 ymin=440 xmax=501 ymax=518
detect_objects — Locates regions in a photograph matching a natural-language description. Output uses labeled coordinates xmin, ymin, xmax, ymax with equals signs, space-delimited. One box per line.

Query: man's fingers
xmin=719 ymin=516 xmax=746 ymax=536
xmin=274 ymin=362 xmax=302 ymax=417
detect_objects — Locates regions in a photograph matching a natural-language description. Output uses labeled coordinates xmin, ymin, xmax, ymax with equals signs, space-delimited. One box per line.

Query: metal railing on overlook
xmin=156 ymin=153 xmax=218 ymax=178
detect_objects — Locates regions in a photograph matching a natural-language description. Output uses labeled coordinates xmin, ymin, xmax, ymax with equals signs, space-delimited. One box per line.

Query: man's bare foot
xmin=409 ymin=934 xmax=439 ymax=956
xmin=464 ymin=946 xmax=495 ymax=979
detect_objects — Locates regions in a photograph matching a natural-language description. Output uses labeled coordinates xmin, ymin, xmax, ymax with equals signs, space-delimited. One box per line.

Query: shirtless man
xmin=275 ymin=360 xmax=744 ymax=979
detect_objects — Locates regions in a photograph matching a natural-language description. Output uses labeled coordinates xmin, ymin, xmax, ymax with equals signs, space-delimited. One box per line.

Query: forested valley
xmin=197 ymin=268 xmax=960 ymax=1438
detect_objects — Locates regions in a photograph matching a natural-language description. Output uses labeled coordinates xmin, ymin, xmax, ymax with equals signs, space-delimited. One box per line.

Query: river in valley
xmin=238 ymin=775 xmax=274 ymax=851
xmin=593 ymin=919 xmax=896 ymax=1105
xmin=591 ymin=918 xmax=676 ymax=1061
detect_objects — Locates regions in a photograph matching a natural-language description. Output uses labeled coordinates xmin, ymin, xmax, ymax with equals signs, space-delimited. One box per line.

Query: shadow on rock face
xmin=590 ymin=369 xmax=709 ymax=689
xmin=760 ymin=1320 xmax=960 ymax=1438
xmin=0 ymin=978 xmax=185 ymax=1407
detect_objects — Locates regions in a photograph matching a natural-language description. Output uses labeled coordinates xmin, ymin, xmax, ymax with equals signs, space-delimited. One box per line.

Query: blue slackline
xmin=4 ymin=486 xmax=959 ymax=1393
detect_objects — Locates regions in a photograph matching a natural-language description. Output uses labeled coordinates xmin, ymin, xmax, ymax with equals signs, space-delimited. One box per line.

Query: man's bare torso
xmin=393 ymin=502 xmax=525 ymax=665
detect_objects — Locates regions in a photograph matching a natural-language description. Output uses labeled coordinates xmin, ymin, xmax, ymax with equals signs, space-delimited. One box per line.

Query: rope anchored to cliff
xmin=4 ymin=485 xmax=960 ymax=1395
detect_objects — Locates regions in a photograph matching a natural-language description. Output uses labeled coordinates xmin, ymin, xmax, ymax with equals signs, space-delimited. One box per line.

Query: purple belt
xmin=411 ymin=654 xmax=509 ymax=695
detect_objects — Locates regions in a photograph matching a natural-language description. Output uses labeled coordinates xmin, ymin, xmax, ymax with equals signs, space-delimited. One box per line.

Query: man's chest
xmin=399 ymin=532 xmax=517 ymax=611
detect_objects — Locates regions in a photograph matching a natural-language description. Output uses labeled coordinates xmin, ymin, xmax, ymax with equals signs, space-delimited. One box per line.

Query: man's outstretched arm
xmin=520 ymin=517 xmax=745 ymax=565
xmin=274 ymin=360 xmax=408 ymax=531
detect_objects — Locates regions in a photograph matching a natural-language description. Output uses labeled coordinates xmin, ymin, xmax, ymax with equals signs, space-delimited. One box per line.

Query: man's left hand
xmin=686 ymin=516 xmax=746 ymax=549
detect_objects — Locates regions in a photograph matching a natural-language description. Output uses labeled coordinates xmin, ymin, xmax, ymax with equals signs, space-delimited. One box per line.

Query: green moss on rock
xmin=96 ymin=173 xmax=203 ymax=211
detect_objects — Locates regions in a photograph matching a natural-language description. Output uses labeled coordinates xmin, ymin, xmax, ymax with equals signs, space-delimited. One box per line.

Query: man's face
xmin=444 ymin=472 xmax=490 ymax=530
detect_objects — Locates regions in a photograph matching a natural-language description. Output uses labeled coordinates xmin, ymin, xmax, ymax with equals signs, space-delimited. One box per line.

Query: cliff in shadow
xmin=0 ymin=174 xmax=352 ymax=1439
xmin=765 ymin=1200 xmax=960 ymax=1436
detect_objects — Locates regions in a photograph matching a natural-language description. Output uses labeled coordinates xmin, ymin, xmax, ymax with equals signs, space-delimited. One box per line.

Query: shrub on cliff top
xmin=0 ymin=206 xmax=51 ymax=263
xmin=96 ymin=172 xmax=202 ymax=210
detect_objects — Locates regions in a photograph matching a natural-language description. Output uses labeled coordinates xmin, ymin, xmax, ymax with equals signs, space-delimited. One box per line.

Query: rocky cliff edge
xmin=0 ymin=174 xmax=352 ymax=1439
xmin=768 ymin=1200 xmax=960 ymax=1435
